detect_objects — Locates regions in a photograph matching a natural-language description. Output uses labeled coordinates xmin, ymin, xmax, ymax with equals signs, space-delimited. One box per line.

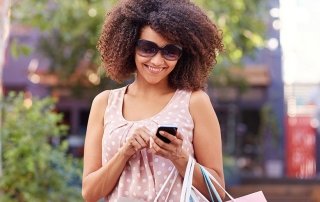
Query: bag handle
xmin=154 ymin=164 xmax=178 ymax=202
xmin=200 ymin=166 xmax=221 ymax=202
xmin=180 ymin=155 xmax=196 ymax=202
xmin=183 ymin=156 xmax=236 ymax=201
xmin=199 ymin=163 xmax=236 ymax=201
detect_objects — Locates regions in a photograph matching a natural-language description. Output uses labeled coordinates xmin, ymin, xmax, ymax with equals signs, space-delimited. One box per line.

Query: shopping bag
xmin=225 ymin=191 xmax=267 ymax=202
xmin=183 ymin=156 xmax=268 ymax=202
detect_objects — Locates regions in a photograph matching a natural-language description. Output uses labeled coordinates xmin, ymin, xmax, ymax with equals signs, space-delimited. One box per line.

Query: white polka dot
xmin=174 ymin=105 xmax=178 ymax=108
xmin=126 ymin=179 xmax=131 ymax=182
xmin=111 ymin=141 xmax=115 ymax=145
xmin=169 ymin=199 xmax=174 ymax=202
xmin=107 ymin=147 xmax=111 ymax=151
xmin=124 ymin=191 xmax=129 ymax=195
xmin=157 ymin=171 xmax=162 ymax=175
xmin=119 ymin=183 xmax=124 ymax=187
xmin=162 ymin=163 xmax=166 ymax=167
xmin=142 ymin=178 xmax=147 ymax=183
xmin=138 ymin=186 xmax=141 ymax=190
xmin=144 ymin=191 xmax=148 ymax=195
xmin=154 ymin=158 xmax=159 ymax=162
xmin=162 ymin=196 xmax=166 ymax=200
xmin=163 ymin=175 xmax=168 ymax=179
xmin=133 ymin=192 xmax=136 ymax=196
xmin=177 ymin=183 xmax=181 ymax=187
xmin=173 ymin=191 xmax=177 ymax=195
xmin=165 ymin=188 xmax=169 ymax=192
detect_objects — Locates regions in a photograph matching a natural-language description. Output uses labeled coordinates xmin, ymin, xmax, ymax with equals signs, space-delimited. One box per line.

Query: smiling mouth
xmin=145 ymin=65 xmax=164 ymax=73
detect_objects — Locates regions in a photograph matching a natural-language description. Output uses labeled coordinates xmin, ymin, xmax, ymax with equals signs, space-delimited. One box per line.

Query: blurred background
xmin=1 ymin=0 xmax=320 ymax=201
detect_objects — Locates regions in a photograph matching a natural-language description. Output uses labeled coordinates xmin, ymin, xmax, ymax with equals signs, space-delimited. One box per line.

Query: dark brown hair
xmin=97 ymin=0 xmax=223 ymax=91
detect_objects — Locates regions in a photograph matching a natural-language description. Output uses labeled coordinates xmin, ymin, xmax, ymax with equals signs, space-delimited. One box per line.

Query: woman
xmin=82 ymin=0 xmax=225 ymax=201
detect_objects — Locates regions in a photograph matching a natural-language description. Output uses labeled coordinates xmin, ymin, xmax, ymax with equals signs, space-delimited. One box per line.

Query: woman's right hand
xmin=120 ymin=126 xmax=151 ymax=158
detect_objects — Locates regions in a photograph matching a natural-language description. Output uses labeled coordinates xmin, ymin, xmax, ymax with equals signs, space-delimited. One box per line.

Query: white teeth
xmin=146 ymin=65 xmax=163 ymax=73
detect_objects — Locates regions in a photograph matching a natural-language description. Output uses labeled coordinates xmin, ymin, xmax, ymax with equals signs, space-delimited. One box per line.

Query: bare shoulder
xmin=189 ymin=90 xmax=215 ymax=118
xmin=90 ymin=90 xmax=111 ymax=118
xmin=92 ymin=90 xmax=110 ymax=107
xmin=190 ymin=90 xmax=211 ymax=108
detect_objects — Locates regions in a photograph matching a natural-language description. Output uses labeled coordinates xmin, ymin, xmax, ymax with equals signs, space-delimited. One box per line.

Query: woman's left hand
xmin=150 ymin=131 xmax=188 ymax=162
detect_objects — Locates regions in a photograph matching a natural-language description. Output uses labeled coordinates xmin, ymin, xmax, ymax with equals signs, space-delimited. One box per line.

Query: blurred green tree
xmin=10 ymin=0 xmax=266 ymax=97
xmin=0 ymin=93 xmax=82 ymax=202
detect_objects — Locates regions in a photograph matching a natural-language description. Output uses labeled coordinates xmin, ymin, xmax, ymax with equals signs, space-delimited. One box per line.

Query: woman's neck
xmin=128 ymin=80 xmax=175 ymax=97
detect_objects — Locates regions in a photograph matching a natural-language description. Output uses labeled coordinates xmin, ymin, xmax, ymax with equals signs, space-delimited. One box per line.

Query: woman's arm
xmin=82 ymin=91 xmax=130 ymax=202
xmin=190 ymin=90 xmax=225 ymax=199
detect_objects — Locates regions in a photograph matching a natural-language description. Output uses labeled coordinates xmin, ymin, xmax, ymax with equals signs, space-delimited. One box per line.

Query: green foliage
xmin=10 ymin=0 xmax=267 ymax=92
xmin=0 ymin=92 xmax=82 ymax=202
xmin=194 ymin=0 xmax=267 ymax=65
xmin=10 ymin=39 xmax=32 ymax=58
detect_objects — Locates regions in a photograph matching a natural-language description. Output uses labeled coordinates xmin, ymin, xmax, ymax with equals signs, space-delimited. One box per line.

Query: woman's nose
xmin=150 ymin=52 xmax=165 ymax=66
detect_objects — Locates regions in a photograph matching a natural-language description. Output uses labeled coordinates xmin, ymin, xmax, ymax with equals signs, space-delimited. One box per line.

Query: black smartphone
xmin=156 ymin=125 xmax=178 ymax=143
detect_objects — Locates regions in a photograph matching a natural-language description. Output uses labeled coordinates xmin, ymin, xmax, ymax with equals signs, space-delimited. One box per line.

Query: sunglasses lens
xmin=161 ymin=44 xmax=182 ymax=61
xmin=136 ymin=40 xmax=158 ymax=57
xmin=136 ymin=39 xmax=182 ymax=61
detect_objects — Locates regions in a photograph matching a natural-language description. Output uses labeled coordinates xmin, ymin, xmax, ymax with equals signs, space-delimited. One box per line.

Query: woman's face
xmin=134 ymin=26 xmax=181 ymax=86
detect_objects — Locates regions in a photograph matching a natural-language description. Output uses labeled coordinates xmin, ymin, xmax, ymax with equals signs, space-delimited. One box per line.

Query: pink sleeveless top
xmin=102 ymin=86 xmax=207 ymax=201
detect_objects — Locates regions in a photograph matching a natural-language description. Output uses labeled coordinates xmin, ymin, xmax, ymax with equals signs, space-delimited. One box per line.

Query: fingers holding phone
xmin=151 ymin=124 xmax=185 ymax=160
xmin=156 ymin=125 xmax=177 ymax=143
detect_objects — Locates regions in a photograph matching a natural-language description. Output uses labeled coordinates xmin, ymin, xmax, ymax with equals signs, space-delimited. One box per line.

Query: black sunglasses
xmin=136 ymin=39 xmax=182 ymax=61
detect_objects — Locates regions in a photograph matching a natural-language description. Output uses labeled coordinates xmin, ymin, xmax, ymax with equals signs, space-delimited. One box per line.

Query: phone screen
xmin=156 ymin=125 xmax=177 ymax=143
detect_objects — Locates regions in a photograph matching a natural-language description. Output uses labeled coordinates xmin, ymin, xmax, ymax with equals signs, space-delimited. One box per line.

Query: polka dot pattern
xmin=102 ymin=86 xmax=207 ymax=201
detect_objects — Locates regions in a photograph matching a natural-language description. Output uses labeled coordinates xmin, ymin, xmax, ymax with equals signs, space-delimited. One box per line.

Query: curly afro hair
xmin=97 ymin=0 xmax=223 ymax=91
